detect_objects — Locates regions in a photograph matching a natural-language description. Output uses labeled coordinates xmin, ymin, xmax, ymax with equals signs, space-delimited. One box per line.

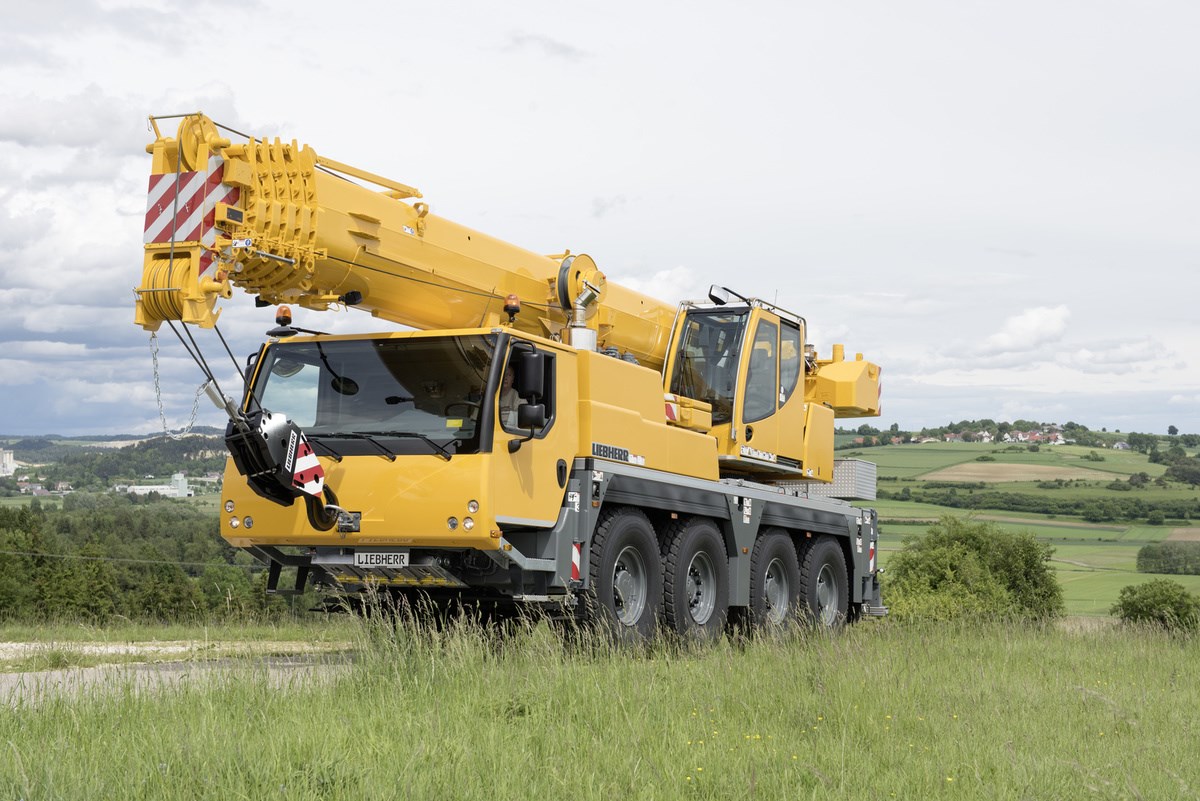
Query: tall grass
xmin=2 ymin=617 xmax=1198 ymax=800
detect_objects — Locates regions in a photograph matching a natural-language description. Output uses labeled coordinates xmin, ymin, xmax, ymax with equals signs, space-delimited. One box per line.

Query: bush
xmin=1111 ymin=580 xmax=1200 ymax=631
xmin=884 ymin=516 xmax=1064 ymax=622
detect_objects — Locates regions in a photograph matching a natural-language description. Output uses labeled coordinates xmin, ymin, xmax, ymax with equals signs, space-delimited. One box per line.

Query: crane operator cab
xmin=663 ymin=286 xmax=880 ymax=482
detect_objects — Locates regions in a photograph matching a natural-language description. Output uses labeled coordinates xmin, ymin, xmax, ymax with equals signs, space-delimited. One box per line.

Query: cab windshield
xmin=669 ymin=310 xmax=748 ymax=425
xmin=251 ymin=334 xmax=498 ymax=457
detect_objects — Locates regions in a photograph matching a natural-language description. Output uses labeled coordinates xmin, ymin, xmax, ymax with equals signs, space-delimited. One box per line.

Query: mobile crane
xmin=136 ymin=113 xmax=885 ymax=635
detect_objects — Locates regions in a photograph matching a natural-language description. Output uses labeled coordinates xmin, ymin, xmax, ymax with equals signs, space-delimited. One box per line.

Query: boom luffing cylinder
xmin=136 ymin=114 xmax=678 ymax=369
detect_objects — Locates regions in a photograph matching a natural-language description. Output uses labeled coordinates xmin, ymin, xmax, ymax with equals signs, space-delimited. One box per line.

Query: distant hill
xmin=2 ymin=435 xmax=226 ymax=490
xmin=0 ymin=429 xmax=225 ymax=464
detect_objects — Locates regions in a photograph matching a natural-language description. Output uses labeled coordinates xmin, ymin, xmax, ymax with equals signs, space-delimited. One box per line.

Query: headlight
xmin=447 ymin=517 xmax=459 ymax=530
xmin=242 ymin=517 xmax=254 ymax=529
xmin=229 ymin=517 xmax=240 ymax=529
xmin=463 ymin=517 xmax=474 ymax=531
xmin=224 ymin=500 xmax=235 ymax=513
xmin=467 ymin=500 xmax=479 ymax=514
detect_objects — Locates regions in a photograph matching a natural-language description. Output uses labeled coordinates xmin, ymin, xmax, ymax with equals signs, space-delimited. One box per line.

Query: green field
xmin=861 ymin=441 xmax=1200 ymax=617
xmin=860 ymin=442 xmax=1172 ymax=480
xmin=2 ymin=619 xmax=1197 ymax=800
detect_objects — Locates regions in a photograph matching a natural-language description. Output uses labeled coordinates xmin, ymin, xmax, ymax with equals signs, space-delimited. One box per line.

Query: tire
xmin=586 ymin=507 xmax=662 ymax=640
xmin=663 ymin=517 xmax=729 ymax=638
xmin=749 ymin=530 xmax=802 ymax=627
xmin=799 ymin=536 xmax=849 ymax=627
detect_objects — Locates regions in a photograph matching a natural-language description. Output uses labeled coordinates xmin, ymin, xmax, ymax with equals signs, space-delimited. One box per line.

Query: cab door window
xmin=780 ymin=322 xmax=802 ymax=404
xmin=500 ymin=345 xmax=556 ymax=437
xmin=743 ymin=319 xmax=778 ymax=423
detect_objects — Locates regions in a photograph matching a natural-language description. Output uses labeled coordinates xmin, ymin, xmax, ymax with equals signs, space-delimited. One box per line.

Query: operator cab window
xmin=670 ymin=310 xmax=748 ymax=426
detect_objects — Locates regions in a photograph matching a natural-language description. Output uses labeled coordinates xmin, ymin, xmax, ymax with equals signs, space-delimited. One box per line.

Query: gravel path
xmin=0 ymin=642 xmax=351 ymax=707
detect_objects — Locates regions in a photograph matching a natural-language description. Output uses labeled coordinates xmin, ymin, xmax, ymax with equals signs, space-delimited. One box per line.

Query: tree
xmin=1169 ymin=425 xmax=1179 ymax=436
xmin=1111 ymin=580 xmax=1200 ymax=631
xmin=1127 ymin=432 xmax=1158 ymax=455
xmin=1165 ymin=460 xmax=1200 ymax=487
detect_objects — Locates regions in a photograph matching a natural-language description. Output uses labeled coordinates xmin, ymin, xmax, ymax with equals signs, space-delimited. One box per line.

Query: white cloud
xmin=505 ymin=32 xmax=590 ymax=61
xmin=606 ymin=265 xmax=704 ymax=306
xmin=0 ymin=88 xmax=136 ymax=153
xmin=979 ymin=305 xmax=1071 ymax=355
xmin=1057 ymin=338 xmax=1174 ymax=374
xmin=5 ymin=340 xmax=89 ymax=358
xmin=592 ymin=195 xmax=627 ymax=218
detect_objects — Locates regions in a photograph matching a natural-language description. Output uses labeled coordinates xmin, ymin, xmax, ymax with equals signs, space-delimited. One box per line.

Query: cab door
xmin=489 ymin=340 xmax=577 ymax=528
xmin=735 ymin=311 xmax=807 ymax=471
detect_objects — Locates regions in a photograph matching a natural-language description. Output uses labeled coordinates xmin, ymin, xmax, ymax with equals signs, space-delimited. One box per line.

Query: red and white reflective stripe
xmin=663 ymin=393 xmax=679 ymax=422
xmin=143 ymin=156 xmax=240 ymax=276
xmin=291 ymin=438 xmax=326 ymax=498
xmin=868 ymin=542 xmax=876 ymax=573
xmin=571 ymin=542 xmax=581 ymax=581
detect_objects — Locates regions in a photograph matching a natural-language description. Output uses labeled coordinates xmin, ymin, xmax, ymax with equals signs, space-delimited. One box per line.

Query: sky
xmin=1 ymin=0 xmax=1197 ymax=437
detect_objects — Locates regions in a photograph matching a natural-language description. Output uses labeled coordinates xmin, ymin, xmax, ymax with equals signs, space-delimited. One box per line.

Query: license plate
xmin=354 ymin=551 xmax=409 ymax=569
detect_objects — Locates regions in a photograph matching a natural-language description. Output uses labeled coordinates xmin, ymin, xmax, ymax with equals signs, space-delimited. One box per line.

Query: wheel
xmin=799 ymin=536 xmax=849 ymax=627
xmin=749 ymin=530 xmax=802 ymax=627
xmin=663 ymin=517 xmax=729 ymax=638
xmin=586 ymin=507 xmax=662 ymax=640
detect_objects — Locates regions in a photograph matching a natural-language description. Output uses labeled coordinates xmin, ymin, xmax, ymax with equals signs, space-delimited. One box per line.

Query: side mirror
xmin=508 ymin=402 xmax=547 ymax=453
xmin=517 ymin=403 xmax=546 ymax=429
xmin=707 ymin=284 xmax=749 ymax=305
xmin=514 ymin=350 xmax=545 ymax=398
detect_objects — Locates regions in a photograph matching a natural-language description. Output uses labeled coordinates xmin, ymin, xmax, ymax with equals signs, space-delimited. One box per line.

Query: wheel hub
xmin=684 ymin=551 xmax=716 ymax=624
xmin=611 ymin=546 xmax=647 ymax=626
xmin=815 ymin=564 xmax=839 ymax=625
xmin=763 ymin=557 xmax=789 ymax=624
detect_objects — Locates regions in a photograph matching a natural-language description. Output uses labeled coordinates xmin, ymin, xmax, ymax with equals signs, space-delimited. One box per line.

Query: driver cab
xmin=664 ymin=291 xmax=826 ymax=480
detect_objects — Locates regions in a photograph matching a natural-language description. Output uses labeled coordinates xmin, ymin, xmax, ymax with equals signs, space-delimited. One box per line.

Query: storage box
xmin=777 ymin=458 xmax=877 ymax=501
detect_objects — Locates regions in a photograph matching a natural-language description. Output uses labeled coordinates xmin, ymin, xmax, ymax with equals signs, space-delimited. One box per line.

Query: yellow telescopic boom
xmin=136 ymin=114 xmax=677 ymax=370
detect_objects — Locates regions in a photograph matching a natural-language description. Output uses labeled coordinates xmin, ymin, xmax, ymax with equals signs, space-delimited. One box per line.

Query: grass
xmin=2 ymin=618 xmax=1198 ymax=800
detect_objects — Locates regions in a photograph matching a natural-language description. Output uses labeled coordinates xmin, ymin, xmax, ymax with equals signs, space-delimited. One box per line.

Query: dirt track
xmin=0 ymin=640 xmax=350 ymax=707
xmin=1166 ymin=527 xmax=1200 ymax=541
xmin=0 ymin=654 xmax=347 ymax=707
xmin=881 ymin=514 xmax=1127 ymax=532
xmin=920 ymin=463 xmax=1110 ymax=482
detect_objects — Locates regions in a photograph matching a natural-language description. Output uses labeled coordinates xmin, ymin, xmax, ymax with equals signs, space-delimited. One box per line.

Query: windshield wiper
xmin=305 ymin=437 xmax=344 ymax=463
xmin=356 ymin=431 xmax=454 ymax=462
xmin=307 ymin=432 xmax=396 ymax=461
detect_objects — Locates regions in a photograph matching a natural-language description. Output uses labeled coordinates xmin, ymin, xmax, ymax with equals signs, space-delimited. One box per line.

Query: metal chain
xmin=150 ymin=333 xmax=203 ymax=439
